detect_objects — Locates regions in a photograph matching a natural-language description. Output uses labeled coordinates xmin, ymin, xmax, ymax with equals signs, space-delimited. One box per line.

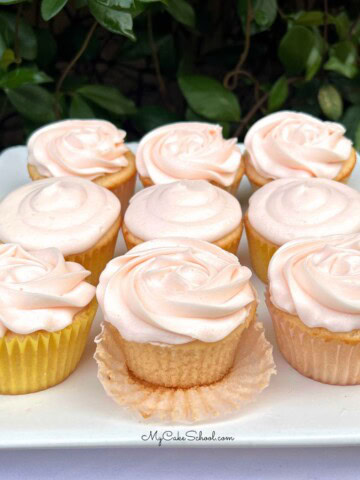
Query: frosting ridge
xmin=248 ymin=178 xmax=360 ymax=245
xmin=269 ymin=234 xmax=360 ymax=332
xmin=124 ymin=180 xmax=242 ymax=242
xmin=96 ymin=237 xmax=255 ymax=344
xmin=28 ymin=119 xmax=129 ymax=180
xmin=244 ymin=111 xmax=352 ymax=179
xmin=136 ymin=122 xmax=241 ymax=186
xmin=0 ymin=244 xmax=95 ymax=337
xmin=0 ymin=177 xmax=120 ymax=255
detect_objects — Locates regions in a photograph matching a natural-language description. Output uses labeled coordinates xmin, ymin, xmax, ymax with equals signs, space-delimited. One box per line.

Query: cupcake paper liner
xmin=123 ymin=222 xmax=243 ymax=255
xmin=266 ymin=292 xmax=360 ymax=385
xmin=0 ymin=298 xmax=98 ymax=395
xmin=65 ymin=216 xmax=121 ymax=286
xmin=94 ymin=320 xmax=276 ymax=423
xmin=244 ymin=213 xmax=278 ymax=284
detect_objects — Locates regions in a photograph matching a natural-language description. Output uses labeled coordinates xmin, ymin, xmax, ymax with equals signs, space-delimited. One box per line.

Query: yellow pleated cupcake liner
xmin=244 ymin=213 xmax=278 ymax=283
xmin=0 ymin=298 xmax=98 ymax=395
xmin=266 ymin=291 xmax=360 ymax=385
xmin=65 ymin=216 xmax=121 ymax=286
xmin=123 ymin=222 xmax=243 ymax=255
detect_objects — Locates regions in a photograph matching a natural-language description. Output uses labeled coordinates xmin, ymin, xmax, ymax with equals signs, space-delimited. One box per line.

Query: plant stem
xmin=224 ymin=0 xmax=253 ymax=90
xmin=323 ymin=0 xmax=329 ymax=45
xmin=55 ymin=20 xmax=98 ymax=118
xmin=234 ymin=92 xmax=269 ymax=138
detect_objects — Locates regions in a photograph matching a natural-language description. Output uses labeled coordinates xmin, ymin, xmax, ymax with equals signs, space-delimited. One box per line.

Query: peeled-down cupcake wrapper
xmin=94 ymin=321 xmax=276 ymax=423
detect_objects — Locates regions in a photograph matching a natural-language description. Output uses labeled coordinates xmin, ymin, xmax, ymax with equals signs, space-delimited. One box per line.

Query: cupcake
xmin=135 ymin=122 xmax=244 ymax=195
xmin=27 ymin=119 xmax=136 ymax=214
xmin=0 ymin=244 xmax=96 ymax=394
xmin=244 ymin=178 xmax=360 ymax=283
xmin=0 ymin=177 xmax=121 ymax=285
xmin=266 ymin=234 xmax=360 ymax=385
xmin=96 ymin=237 xmax=257 ymax=388
xmin=244 ymin=111 xmax=356 ymax=189
xmin=123 ymin=180 xmax=243 ymax=254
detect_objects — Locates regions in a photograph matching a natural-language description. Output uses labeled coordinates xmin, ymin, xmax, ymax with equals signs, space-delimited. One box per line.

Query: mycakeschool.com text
xmin=140 ymin=430 xmax=235 ymax=446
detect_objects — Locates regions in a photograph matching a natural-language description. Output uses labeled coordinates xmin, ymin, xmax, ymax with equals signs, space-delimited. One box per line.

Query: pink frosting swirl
xmin=28 ymin=120 xmax=129 ymax=180
xmin=248 ymin=178 xmax=360 ymax=245
xmin=269 ymin=234 xmax=360 ymax=332
xmin=244 ymin=111 xmax=352 ymax=179
xmin=124 ymin=180 xmax=242 ymax=242
xmin=0 ymin=244 xmax=95 ymax=337
xmin=96 ymin=237 xmax=256 ymax=344
xmin=0 ymin=177 xmax=120 ymax=255
xmin=136 ymin=122 xmax=241 ymax=186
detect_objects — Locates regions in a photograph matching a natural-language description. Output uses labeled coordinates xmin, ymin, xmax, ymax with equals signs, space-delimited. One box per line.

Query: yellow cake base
xmin=244 ymin=213 xmax=278 ymax=283
xmin=244 ymin=148 xmax=357 ymax=190
xmin=27 ymin=151 xmax=137 ymax=217
xmin=107 ymin=301 xmax=257 ymax=389
xmin=139 ymin=156 xmax=245 ymax=197
xmin=65 ymin=215 xmax=121 ymax=286
xmin=122 ymin=222 xmax=243 ymax=254
xmin=266 ymin=291 xmax=360 ymax=385
xmin=0 ymin=298 xmax=98 ymax=395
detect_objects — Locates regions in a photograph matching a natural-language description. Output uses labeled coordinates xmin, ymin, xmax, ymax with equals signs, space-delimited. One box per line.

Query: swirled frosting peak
xmin=245 ymin=111 xmax=352 ymax=179
xmin=0 ymin=177 xmax=120 ymax=255
xmin=28 ymin=119 xmax=129 ymax=180
xmin=269 ymin=234 xmax=360 ymax=332
xmin=124 ymin=180 xmax=242 ymax=242
xmin=136 ymin=122 xmax=241 ymax=186
xmin=0 ymin=244 xmax=95 ymax=337
xmin=96 ymin=237 xmax=256 ymax=344
xmin=248 ymin=178 xmax=360 ymax=245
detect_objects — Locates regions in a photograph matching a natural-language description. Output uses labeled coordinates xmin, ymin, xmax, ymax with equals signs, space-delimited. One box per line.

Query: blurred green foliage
xmin=0 ymin=0 xmax=359 ymax=148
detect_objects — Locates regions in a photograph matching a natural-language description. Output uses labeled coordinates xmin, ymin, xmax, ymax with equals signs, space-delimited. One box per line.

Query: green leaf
xmin=0 ymin=48 xmax=15 ymax=71
xmin=41 ymin=0 xmax=68 ymax=21
xmin=6 ymin=85 xmax=56 ymax=123
xmin=0 ymin=68 xmax=52 ymax=89
xmin=278 ymin=26 xmax=318 ymax=75
xmin=0 ymin=12 xmax=37 ymax=60
xmin=342 ymin=106 xmax=360 ymax=149
xmin=318 ymin=85 xmax=343 ymax=121
xmin=166 ymin=0 xmax=195 ymax=28
xmin=237 ymin=0 xmax=277 ymax=34
xmin=77 ymin=84 xmax=136 ymax=115
xmin=335 ymin=11 xmax=351 ymax=40
xmin=268 ymin=76 xmax=288 ymax=112
xmin=289 ymin=10 xmax=335 ymax=26
xmin=134 ymin=105 xmax=180 ymax=132
xmin=88 ymin=0 xmax=135 ymax=39
xmin=70 ymin=94 xmax=95 ymax=119
xmin=179 ymin=74 xmax=241 ymax=122
xmin=324 ymin=41 xmax=359 ymax=79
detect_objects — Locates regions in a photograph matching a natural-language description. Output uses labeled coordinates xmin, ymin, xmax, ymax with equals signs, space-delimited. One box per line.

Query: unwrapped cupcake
xmin=244 ymin=111 xmax=356 ymax=189
xmin=0 ymin=244 xmax=96 ymax=394
xmin=266 ymin=233 xmax=360 ymax=385
xmin=135 ymin=122 xmax=244 ymax=195
xmin=27 ymin=119 xmax=136 ymax=213
xmin=0 ymin=177 xmax=121 ymax=285
xmin=244 ymin=178 xmax=360 ymax=283
xmin=95 ymin=237 xmax=275 ymax=422
xmin=123 ymin=180 xmax=243 ymax=254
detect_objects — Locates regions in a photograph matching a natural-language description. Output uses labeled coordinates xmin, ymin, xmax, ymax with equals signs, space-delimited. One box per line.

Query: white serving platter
xmin=1 ymin=143 xmax=360 ymax=449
